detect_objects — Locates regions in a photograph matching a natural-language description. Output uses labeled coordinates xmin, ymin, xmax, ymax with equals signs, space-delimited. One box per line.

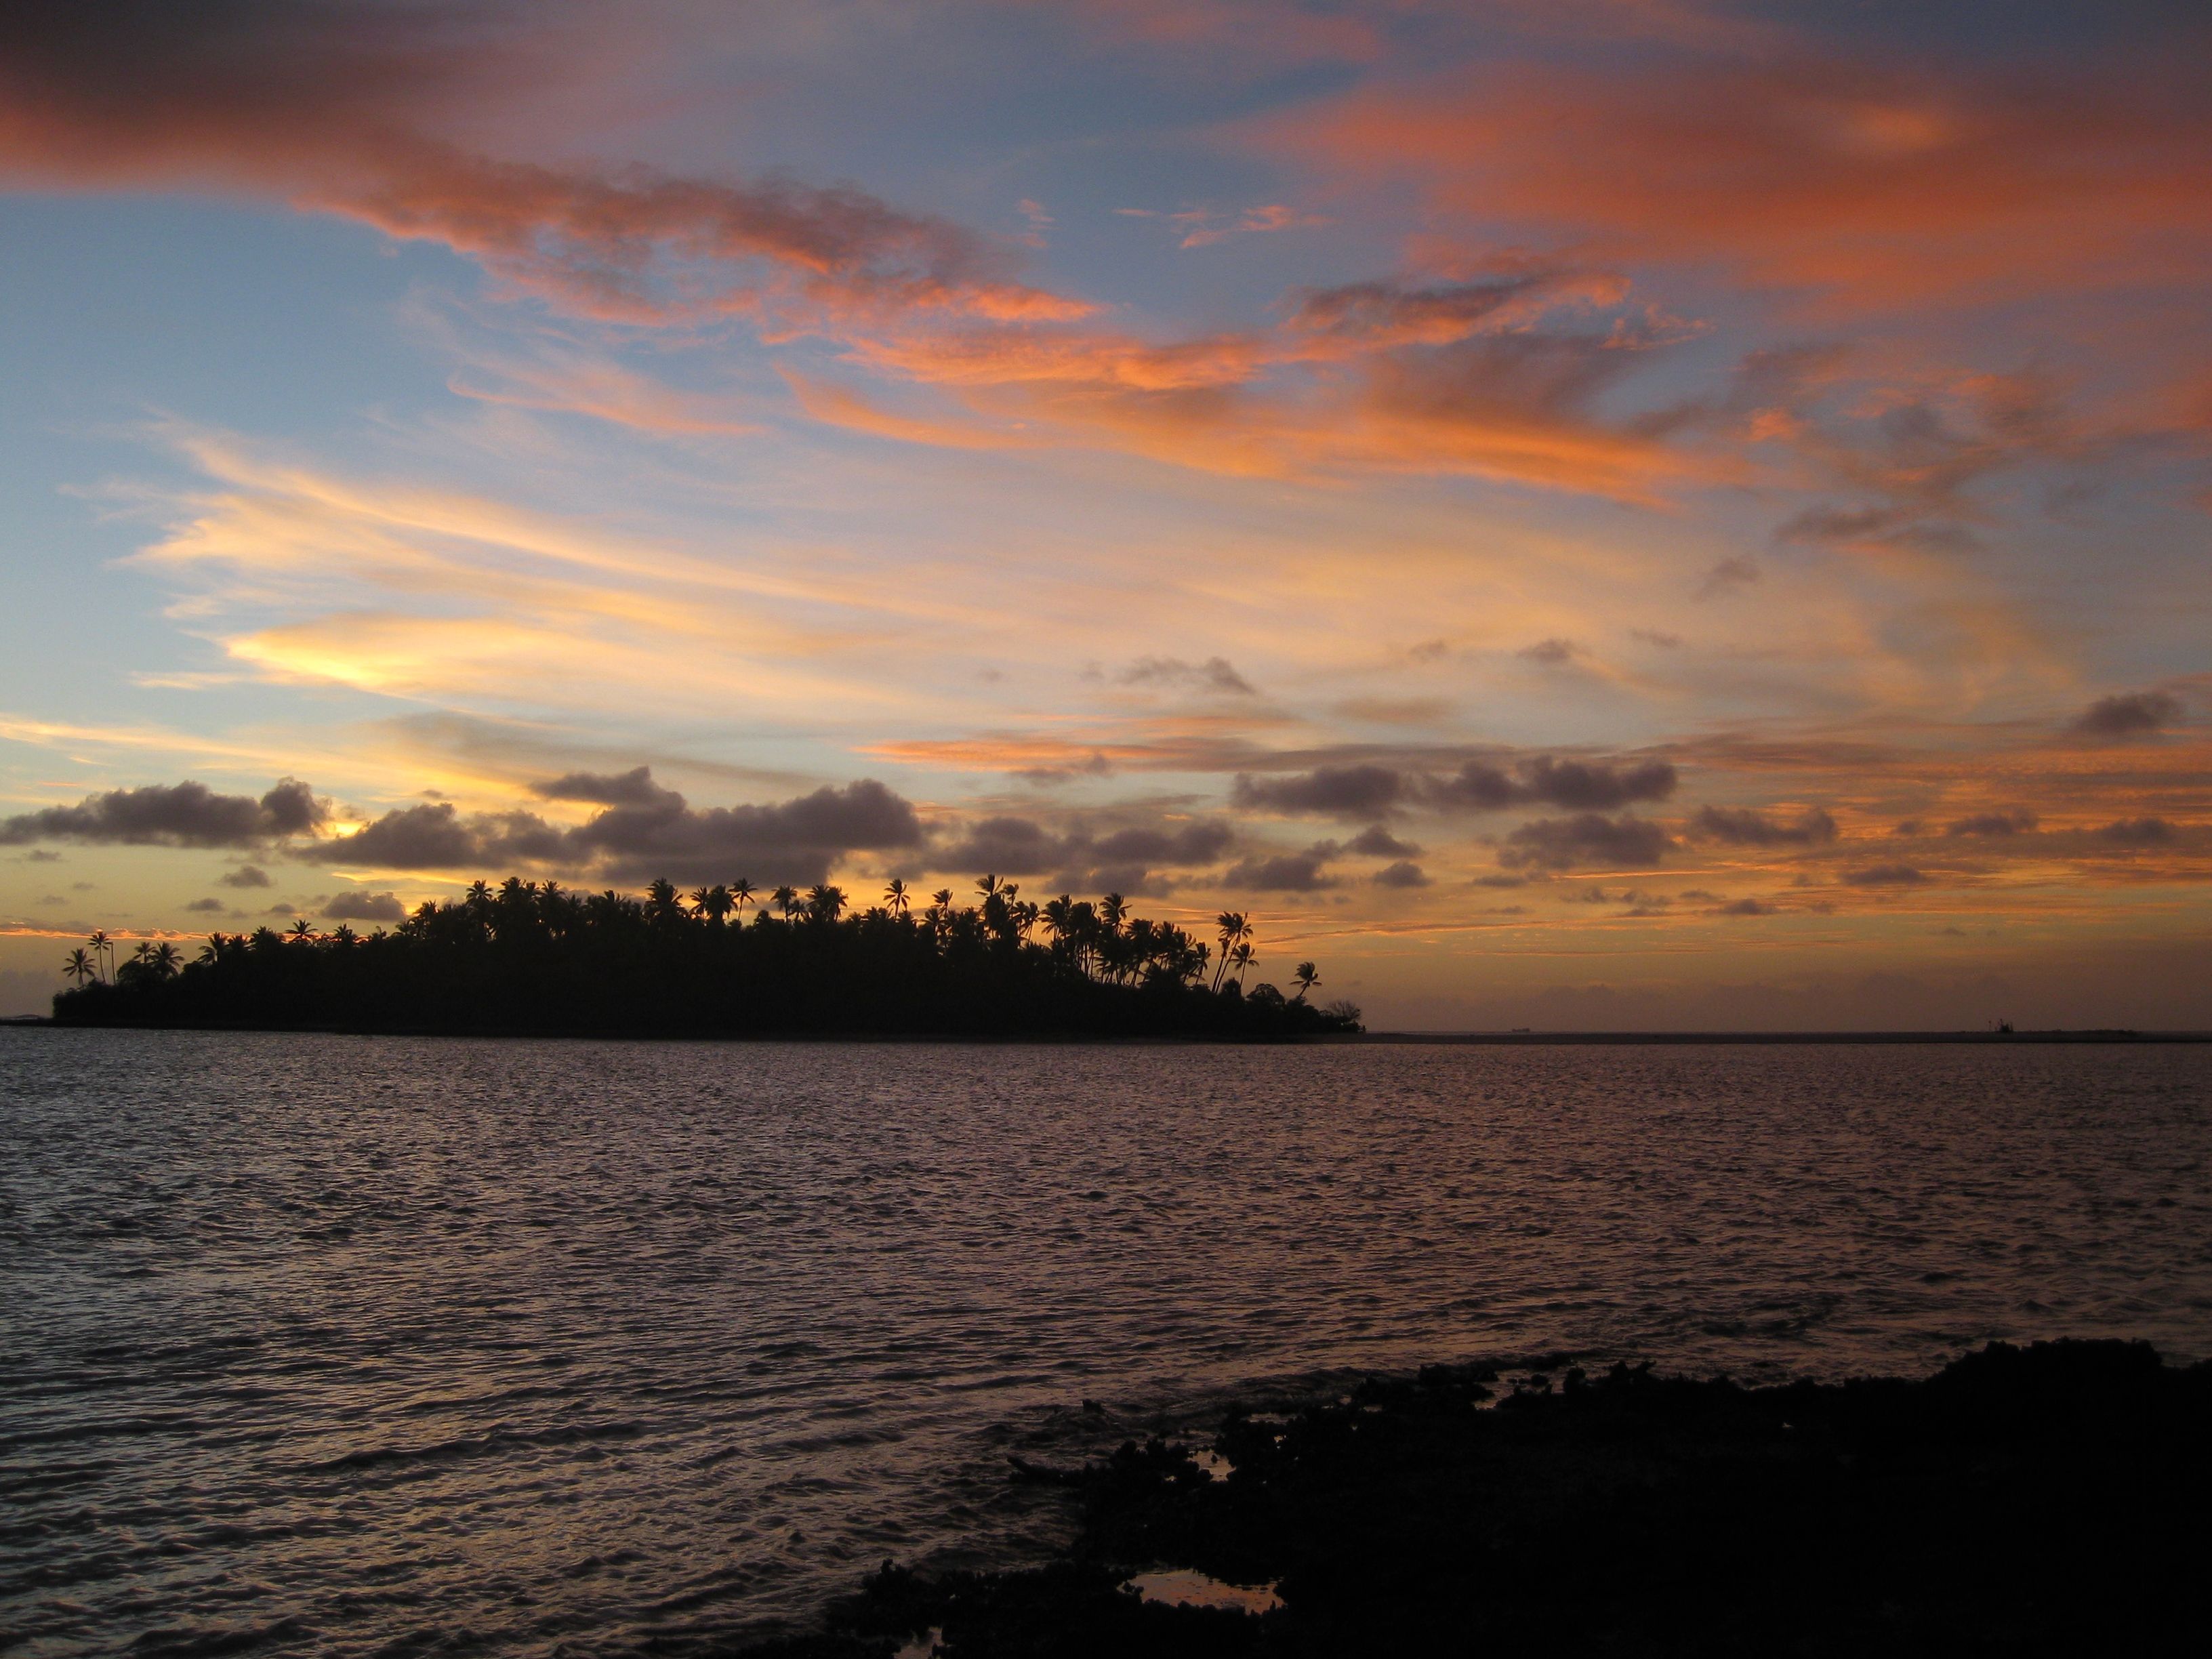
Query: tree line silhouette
xmin=52 ymin=875 xmax=1361 ymax=1039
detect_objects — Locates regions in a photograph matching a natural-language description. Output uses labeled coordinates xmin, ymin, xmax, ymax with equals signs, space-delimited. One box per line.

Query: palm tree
xmin=287 ymin=918 xmax=316 ymax=942
xmin=1292 ymin=962 xmax=1319 ymax=1001
xmin=1211 ymin=910 xmax=1250 ymax=990
xmin=1229 ymin=940 xmax=1255 ymax=989
xmin=62 ymin=947 xmax=95 ymax=986
xmin=151 ymin=941 xmax=180 ymax=977
xmin=884 ymin=878 xmax=909 ymax=916
xmin=806 ymin=884 xmax=847 ymax=922
xmin=1099 ymin=892 xmax=1128 ymax=935
xmin=87 ymin=930 xmax=112 ymax=983
xmin=731 ymin=878 xmax=756 ymax=918
xmin=976 ymin=873 xmax=1002 ymax=903
xmin=773 ymin=885 xmax=799 ymax=920
xmin=932 ymin=888 xmax=953 ymax=911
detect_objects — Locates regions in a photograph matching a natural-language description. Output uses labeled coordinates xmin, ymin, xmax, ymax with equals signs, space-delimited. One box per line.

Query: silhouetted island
xmin=52 ymin=877 xmax=1361 ymax=1040
xmin=754 ymin=1338 xmax=2210 ymax=1656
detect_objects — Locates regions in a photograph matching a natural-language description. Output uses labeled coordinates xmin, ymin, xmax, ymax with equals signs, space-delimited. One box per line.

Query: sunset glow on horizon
xmin=3 ymin=0 xmax=2209 ymax=1028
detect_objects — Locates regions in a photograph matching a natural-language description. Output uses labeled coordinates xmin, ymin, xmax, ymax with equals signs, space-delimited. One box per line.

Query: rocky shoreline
xmin=749 ymin=1339 xmax=2210 ymax=1656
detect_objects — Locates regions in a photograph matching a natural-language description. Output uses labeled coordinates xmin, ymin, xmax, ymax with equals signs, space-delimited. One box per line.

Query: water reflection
xmin=1 ymin=1031 xmax=2207 ymax=1654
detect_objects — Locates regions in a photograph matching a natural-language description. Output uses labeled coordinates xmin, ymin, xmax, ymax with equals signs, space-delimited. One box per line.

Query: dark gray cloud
xmin=1519 ymin=637 xmax=1578 ymax=665
xmin=1946 ymin=810 xmax=2038 ymax=837
xmin=219 ymin=864 xmax=272 ymax=888
xmin=1347 ymin=824 xmax=1421 ymax=858
xmin=1243 ymin=755 xmax=1675 ymax=819
xmin=184 ymin=897 xmax=227 ymax=914
xmin=533 ymin=765 xmax=680 ymax=808
xmin=1233 ymin=764 xmax=1408 ymax=817
xmin=938 ymin=815 xmax=1065 ymax=874
xmin=324 ymin=890 xmax=407 ymax=922
xmin=2097 ymin=816 xmax=2176 ymax=846
xmin=0 ymin=778 xmax=325 ymax=848
xmin=937 ymin=815 xmax=1233 ymax=884
xmin=2073 ymin=691 xmax=2182 ymax=737
xmin=1716 ymin=897 xmax=1776 ymax=916
xmin=1842 ymin=863 xmax=1929 ymax=887
xmin=566 ymin=779 xmax=924 ymax=882
xmin=1113 ymin=655 xmax=1256 ymax=696
xmin=315 ymin=772 xmax=924 ymax=886
xmin=1089 ymin=821 xmax=1235 ymax=865
xmin=1691 ymin=805 xmax=1839 ymax=846
xmin=1224 ymin=845 xmax=1338 ymax=890
xmin=1499 ymin=813 xmax=1673 ymax=871
xmin=1372 ymin=859 xmax=1430 ymax=888
xmin=1694 ymin=556 xmax=1759 ymax=599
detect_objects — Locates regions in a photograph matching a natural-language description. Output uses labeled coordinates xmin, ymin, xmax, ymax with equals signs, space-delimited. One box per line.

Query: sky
xmin=1 ymin=0 xmax=2208 ymax=1028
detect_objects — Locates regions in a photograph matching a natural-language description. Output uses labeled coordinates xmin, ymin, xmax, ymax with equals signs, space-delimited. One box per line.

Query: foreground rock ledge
xmin=752 ymin=1340 xmax=2211 ymax=1656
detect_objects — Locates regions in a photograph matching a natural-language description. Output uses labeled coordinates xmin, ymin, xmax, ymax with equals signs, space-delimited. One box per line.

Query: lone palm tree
xmin=731 ymin=878 xmax=756 ymax=918
xmin=1211 ymin=911 xmax=1251 ymax=990
xmin=1229 ymin=940 xmax=1256 ymax=989
xmin=87 ymin=930 xmax=112 ymax=983
xmin=1292 ymin=961 xmax=1319 ymax=1001
xmin=62 ymin=947 xmax=95 ymax=986
xmin=884 ymin=878 xmax=909 ymax=916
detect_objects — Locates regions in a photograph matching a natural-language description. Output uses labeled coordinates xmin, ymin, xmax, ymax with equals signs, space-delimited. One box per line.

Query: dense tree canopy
xmin=52 ymin=876 xmax=1361 ymax=1039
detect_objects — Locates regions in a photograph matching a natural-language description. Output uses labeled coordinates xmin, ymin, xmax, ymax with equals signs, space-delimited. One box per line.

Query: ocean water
xmin=3 ymin=1031 xmax=2209 ymax=1655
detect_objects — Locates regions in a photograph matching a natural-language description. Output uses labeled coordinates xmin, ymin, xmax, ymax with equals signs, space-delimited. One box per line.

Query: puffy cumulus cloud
xmin=2097 ymin=816 xmax=2177 ymax=846
xmin=565 ymin=779 xmax=924 ymax=883
xmin=1690 ymin=805 xmax=1839 ymax=846
xmin=1238 ymin=754 xmax=1676 ymax=820
xmin=1224 ymin=845 xmax=1339 ymax=890
xmin=937 ymin=815 xmax=1066 ymax=875
xmin=333 ymin=803 xmax=560 ymax=872
xmin=1499 ymin=813 xmax=1673 ymax=871
xmin=324 ymin=890 xmax=407 ymax=922
xmin=0 ymin=779 xmax=325 ymax=848
xmin=1111 ymin=655 xmax=1256 ymax=695
xmin=1347 ymin=824 xmax=1421 ymax=858
xmin=1694 ymin=556 xmax=1760 ymax=600
xmin=1842 ymin=863 xmax=1929 ymax=887
xmin=313 ymin=772 xmax=924 ymax=886
xmin=2074 ymin=691 xmax=2183 ymax=738
xmin=935 ymin=814 xmax=1235 ymax=889
xmin=1433 ymin=756 xmax=1679 ymax=813
xmin=0 ymin=3 xmax=1077 ymax=335
xmin=184 ymin=897 xmax=228 ymax=914
xmin=1372 ymin=859 xmax=1430 ymax=888
xmin=218 ymin=864 xmax=272 ymax=888
xmin=531 ymin=766 xmax=680 ymax=808
xmin=1518 ymin=637 xmax=1578 ymax=665
xmin=1234 ymin=764 xmax=1408 ymax=818
xmin=1946 ymin=809 xmax=2037 ymax=837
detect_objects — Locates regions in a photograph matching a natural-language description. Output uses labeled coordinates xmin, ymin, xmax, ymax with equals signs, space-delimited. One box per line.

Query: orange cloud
xmin=0 ymin=5 xmax=1085 ymax=333
xmin=1278 ymin=52 xmax=2212 ymax=311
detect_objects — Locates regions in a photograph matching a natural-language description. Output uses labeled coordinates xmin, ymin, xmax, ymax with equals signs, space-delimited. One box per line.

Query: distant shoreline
xmin=1346 ymin=1027 xmax=2212 ymax=1044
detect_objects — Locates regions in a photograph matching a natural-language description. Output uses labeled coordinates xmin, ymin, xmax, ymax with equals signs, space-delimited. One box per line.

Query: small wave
xmin=297 ymin=1420 xmax=645 ymax=1474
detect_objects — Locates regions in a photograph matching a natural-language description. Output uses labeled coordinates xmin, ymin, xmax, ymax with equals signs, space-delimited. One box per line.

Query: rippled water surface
xmin=4 ymin=1031 xmax=2209 ymax=1654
